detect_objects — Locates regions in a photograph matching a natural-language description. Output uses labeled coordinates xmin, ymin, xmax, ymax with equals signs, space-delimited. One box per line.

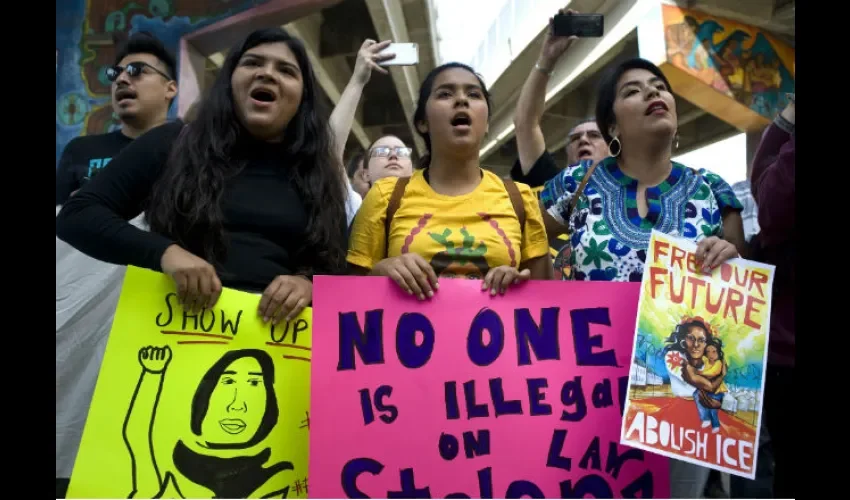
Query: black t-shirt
xmin=56 ymin=130 xmax=134 ymax=205
xmin=509 ymin=150 xmax=561 ymax=188
xmin=55 ymin=120 xmax=329 ymax=293
xmin=510 ymin=151 xmax=573 ymax=279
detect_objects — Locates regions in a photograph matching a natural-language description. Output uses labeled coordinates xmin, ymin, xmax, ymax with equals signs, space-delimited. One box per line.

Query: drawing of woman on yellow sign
xmin=124 ymin=346 xmax=294 ymax=499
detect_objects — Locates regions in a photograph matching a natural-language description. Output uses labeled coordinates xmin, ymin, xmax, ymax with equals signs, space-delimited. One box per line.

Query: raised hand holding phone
xmin=352 ymin=39 xmax=395 ymax=85
xmin=538 ymin=8 xmax=579 ymax=73
xmin=552 ymin=12 xmax=604 ymax=38
xmin=377 ymin=42 xmax=419 ymax=66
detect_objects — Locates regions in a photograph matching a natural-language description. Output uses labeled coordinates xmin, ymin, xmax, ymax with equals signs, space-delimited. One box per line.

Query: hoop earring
xmin=679 ymin=340 xmax=687 ymax=349
xmin=608 ymin=136 xmax=622 ymax=157
xmin=674 ymin=134 xmax=680 ymax=150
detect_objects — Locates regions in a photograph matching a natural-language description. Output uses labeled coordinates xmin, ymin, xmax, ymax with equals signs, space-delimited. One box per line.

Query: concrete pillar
xmin=176 ymin=38 xmax=207 ymax=119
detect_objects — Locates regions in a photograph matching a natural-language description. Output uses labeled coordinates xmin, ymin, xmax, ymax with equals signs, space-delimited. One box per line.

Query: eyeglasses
xmin=686 ymin=334 xmax=707 ymax=346
xmin=568 ymin=130 xmax=603 ymax=143
xmin=106 ymin=62 xmax=172 ymax=82
xmin=370 ymin=147 xmax=412 ymax=158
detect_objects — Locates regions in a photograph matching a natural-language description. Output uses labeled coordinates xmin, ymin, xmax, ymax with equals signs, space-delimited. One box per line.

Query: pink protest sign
xmin=311 ymin=277 xmax=670 ymax=498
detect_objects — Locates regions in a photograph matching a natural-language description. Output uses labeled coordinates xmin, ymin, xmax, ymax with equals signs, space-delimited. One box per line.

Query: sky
xmin=431 ymin=0 xmax=749 ymax=185
xmin=434 ymin=0 xmax=506 ymax=64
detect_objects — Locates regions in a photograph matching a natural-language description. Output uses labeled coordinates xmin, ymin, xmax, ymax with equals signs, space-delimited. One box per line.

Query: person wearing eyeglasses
xmin=329 ymin=39 xmax=413 ymax=196
xmin=364 ymin=137 xmax=414 ymax=184
xmin=56 ymin=33 xmax=177 ymax=206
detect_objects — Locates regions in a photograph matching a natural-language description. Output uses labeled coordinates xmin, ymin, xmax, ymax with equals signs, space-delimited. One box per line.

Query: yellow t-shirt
xmin=700 ymin=357 xmax=728 ymax=394
xmin=348 ymin=169 xmax=549 ymax=279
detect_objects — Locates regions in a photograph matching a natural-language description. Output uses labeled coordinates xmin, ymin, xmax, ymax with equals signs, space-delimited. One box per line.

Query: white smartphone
xmin=377 ymin=42 xmax=419 ymax=66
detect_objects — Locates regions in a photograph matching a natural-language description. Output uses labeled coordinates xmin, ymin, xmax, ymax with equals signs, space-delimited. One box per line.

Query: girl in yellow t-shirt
xmin=348 ymin=62 xmax=552 ymax=299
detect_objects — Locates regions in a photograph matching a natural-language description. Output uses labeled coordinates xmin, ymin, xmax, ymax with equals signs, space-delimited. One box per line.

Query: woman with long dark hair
xmin=348 ymin=62 xmax=552 ymax=299
xmin=56 ymin=28 xmax=348 ymax=323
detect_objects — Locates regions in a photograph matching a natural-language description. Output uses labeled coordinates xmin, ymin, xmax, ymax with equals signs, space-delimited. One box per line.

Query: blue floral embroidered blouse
xmin=539 ymin=155 xmax=743 ymax=282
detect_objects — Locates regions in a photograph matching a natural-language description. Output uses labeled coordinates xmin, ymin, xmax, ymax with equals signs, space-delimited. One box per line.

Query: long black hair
xmin=412 ymin=62 xmax=492 ymax=169
xmin=147 ymin=28 xmax=347 ymax=274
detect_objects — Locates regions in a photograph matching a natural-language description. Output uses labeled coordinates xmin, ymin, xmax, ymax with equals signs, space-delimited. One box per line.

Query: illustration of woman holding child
xmin=663 ymin=317 xmax=728 ymax=433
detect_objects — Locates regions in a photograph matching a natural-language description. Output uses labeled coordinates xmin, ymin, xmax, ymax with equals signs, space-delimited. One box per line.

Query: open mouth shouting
xmin=219 ymin=418 xmax=247 ymax=434
xmin=645 ymin=100 xmax=669 ymax=116
xmin=450 ymin=111 xmax=472 ymax=133
xmin=577 ymin=146 xmax=594 ymax=159
xmin=114 ymin=87 xmax=138 ymax=104
xmin=250 ymin=86 xmax=278 ymax=107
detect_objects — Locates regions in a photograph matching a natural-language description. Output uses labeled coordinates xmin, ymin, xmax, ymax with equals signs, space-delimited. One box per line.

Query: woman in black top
xmin=56 ymin=28 xmax=348 ymax=324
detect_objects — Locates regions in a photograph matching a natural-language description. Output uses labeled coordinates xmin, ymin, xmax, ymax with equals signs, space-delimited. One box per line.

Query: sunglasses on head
xmin=106 ymin=62 xmax=171 ymax=82
xmin=370 ymin=147 xmax=412 ymax=158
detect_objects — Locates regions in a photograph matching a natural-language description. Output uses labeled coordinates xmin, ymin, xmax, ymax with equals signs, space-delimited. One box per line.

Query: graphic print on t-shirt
xmin=346 ymin=169 xmax=550 ymax=278
xmin=428 ymin=227 xmax=489 ymax=279
xmin=87 ymin=157 xmax=113 ymax=179
xmin=397 ymin=212 xmax=520 ymax=280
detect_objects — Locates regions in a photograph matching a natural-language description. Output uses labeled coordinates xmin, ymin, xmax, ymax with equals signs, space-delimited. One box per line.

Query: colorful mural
xmin=662 ymin=5 xmax=794 ymax=121
xmin=56 ymin=0 xmax=270 ymax=166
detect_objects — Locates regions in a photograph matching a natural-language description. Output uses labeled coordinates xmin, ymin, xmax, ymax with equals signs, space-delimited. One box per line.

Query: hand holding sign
xmin=694 ymin=236 xmax=739 ymax=272
xmin=482 ymin=265 xmax=530 ymax=295
xmin=371 ymin=253 xmax=439 ymax=300
xmin=160 ymin=244 xmax=222 ymax=312
xmin=259 ymin=275 xmax=312 ymax=324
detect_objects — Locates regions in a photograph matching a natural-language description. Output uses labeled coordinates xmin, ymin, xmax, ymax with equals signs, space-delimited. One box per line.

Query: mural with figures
xmin=662 ymin=5 xmax=794 ymax=121
xmin=56 ymin=0 xmax=270 ymax=166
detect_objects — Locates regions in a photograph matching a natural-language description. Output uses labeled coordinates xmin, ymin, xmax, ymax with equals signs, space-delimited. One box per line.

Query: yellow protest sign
xmin=67 ymin=266 xmax=312 ymax=499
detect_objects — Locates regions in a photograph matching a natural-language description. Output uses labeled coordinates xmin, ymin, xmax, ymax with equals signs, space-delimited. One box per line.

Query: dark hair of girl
xmin=706 ymin=337 xmax=725 ymax=362
xmin=146 ymin=28 xmax=347 ymax=274
xmin=412 ymin=62 xmax=492 ymax=169
xmin=345 ymin=151 xmax=365 ymax=179
xmin=594 ymin=58 xmax=674 ymax=145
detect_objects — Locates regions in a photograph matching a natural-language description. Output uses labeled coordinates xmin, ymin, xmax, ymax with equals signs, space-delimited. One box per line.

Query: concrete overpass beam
xmin=365 ymin=0 xmax=426 ymax=156
xmin=285 ymin=14 xmax=372 ymax=149
xmin=481 ymin=0 xmax=651 ymax=161
xmin=176 ymin=39 xmax=208 ymax=118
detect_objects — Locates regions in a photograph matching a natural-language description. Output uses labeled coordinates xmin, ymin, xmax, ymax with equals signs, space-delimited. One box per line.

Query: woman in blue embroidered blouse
xmin=539 ymin=58 xmax=746 ymax=282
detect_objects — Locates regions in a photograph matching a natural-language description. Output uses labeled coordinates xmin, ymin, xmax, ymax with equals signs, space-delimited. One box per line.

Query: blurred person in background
xmin=346 ymin=150 xmax=370 ymax=199
xmin=748 ymin=94 xmax=795 ymax=499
